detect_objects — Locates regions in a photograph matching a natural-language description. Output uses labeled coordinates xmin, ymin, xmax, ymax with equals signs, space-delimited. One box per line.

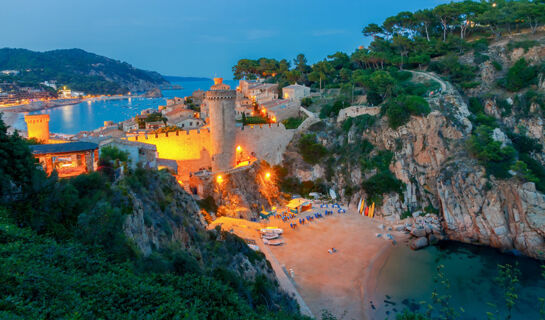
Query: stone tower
xmin=24 ymin=114 xmax=50 ymax=143
xmin=206 ymin=78 xmax=236 ymax=172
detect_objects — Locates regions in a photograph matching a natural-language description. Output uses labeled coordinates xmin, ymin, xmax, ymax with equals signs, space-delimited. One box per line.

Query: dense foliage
xmin=0 ymin=48 xmax=167 ymax=95
xmin=0 ymin=117 xmax=307 ymax=319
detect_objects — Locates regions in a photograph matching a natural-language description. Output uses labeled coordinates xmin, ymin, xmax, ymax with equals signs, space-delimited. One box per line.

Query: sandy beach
xmin=268 ymin=210 xmax=408 ymax=320
xmin=212 ymin=206 xmax=409 ymax=320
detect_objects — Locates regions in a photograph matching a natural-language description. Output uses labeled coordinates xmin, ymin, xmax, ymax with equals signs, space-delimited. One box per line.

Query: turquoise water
xmin=369 ymin=241 xmax=545 ymax=319
xmin=14 ymin=79 xmax=238 ymax=134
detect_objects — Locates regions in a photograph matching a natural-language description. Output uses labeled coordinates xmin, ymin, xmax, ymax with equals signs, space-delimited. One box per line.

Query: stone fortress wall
xmin=126 ymin=123 xmax=294 ymax=169
xmin=24 ymin=114 xmax=50 ymax=142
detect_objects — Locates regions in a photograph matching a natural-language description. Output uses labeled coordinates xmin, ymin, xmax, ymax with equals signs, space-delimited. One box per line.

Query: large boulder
xmin=410 ymin=237 xmax=429 ymax=250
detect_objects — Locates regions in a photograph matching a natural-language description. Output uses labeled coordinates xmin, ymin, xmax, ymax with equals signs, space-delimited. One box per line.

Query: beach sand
xmin=268 ymin=209 xmax=408 ymax=320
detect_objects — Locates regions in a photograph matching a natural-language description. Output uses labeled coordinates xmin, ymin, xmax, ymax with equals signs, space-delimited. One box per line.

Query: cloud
xmin=312 ymin=29 xmax=347 ymax=37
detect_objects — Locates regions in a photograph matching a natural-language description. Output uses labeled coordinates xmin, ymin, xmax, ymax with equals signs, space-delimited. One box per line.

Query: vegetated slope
xmin=0 ymin=48 xmax=168 ymax=94
xmin=230 ymin=0 xmax=545 ymax=258
xmin=0 ymin=118 xmax=306 ymax=319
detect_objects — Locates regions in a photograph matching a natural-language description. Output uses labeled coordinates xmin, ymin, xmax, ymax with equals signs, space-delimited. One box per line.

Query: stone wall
xmin=336 ymin=106 xmax=381 ymax=123
xmin=236 ymin=123 xmax=295 ymax=165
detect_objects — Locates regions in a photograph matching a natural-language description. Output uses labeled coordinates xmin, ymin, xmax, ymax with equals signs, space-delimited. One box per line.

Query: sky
xmin=1 ymin=0 xmax=447 ymax=79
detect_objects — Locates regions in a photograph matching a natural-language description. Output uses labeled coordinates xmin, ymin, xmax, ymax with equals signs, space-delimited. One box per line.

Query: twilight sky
xmin=1 ymin=0 xmax=446 ymax=79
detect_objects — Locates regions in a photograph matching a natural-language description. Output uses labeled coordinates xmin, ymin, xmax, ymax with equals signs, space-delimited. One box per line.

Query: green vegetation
xmin=507 ymin=39 xmax=539 ymax=52
xmin=282 ymin=117 xmax=305 ymax=129
xmin=499 ymin=58 xmax=539 ymax=92
xmin=0 ymin=117 xmax=307 ymax=319
xmin=298 ymin=134 xmax=328 ymax=165
xmin=273 ymin=165 xmax=327 ymax=197
xmin=0 ymin=48 xmax=167 ymax=95
xmin=383 ymin=95 xmax=430 ymax=129
xmin=361 ymin=170 xmax=404 ymax=205
xmin=467 ymin=125 xmax=516 ymax=179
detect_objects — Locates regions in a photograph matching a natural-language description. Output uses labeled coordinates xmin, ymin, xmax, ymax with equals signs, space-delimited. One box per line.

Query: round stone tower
xmin=206 ymin=78 xmax=236 ymax=172
xmin=24 ymin=114 xmax=50 ymax=143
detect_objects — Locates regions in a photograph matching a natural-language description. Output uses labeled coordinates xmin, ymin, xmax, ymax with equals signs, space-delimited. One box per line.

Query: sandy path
xmin=268 ymin=210 xmax=407 ymax=320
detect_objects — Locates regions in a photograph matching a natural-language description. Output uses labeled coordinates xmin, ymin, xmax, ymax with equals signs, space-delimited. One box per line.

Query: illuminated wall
xmin=127 ymin=129 xmax=212 ymax=161
xmin=24 ymin=114 xmax=50 ymax=142
xmin=125 ymin=123 xmax=294 ymax=175
xmin=235 ymin=123 xmax=294 ymax=165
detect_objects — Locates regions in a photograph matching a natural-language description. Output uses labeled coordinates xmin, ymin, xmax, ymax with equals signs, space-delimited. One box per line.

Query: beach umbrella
xmin=364 ymin=206 xmax=369 ymax=216
xmin=369 ymin=202 xmax=375 ymax=218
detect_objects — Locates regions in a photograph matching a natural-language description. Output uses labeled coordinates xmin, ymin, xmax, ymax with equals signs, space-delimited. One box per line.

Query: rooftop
xmin=30 ymin=142 xmax=98 ymax=155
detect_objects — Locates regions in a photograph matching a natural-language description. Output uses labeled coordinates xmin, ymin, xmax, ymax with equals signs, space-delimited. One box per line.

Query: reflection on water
xmin=370 ymin=241 xmax=545 ymax=320
xmin=14 ymin=79 xmax=237 ymax=135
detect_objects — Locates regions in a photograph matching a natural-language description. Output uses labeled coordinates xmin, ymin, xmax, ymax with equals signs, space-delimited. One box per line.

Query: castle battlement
xmin=128 ymin=127 xmax=211 ymax=141
xmin=24 ymin=114 xmax=50 ymax=142
xmin=24 ymin=114 xmax=50 ymax=124
xmin=205 ymin=90 xmax=236 ymax=100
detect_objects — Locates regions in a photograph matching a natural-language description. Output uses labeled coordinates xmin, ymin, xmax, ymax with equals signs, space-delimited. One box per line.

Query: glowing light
xmin=216 ymin=175 xmax=223 ymax=183
xmin=236 ymin=145 xmax=242 ymax=152
xmin=492 ymin=2 xmax=497 ymax=7
xmin=265 ymin=172 xmax=271 ymax=180
xmin=271 ymin=116 xmax=276 ymax=123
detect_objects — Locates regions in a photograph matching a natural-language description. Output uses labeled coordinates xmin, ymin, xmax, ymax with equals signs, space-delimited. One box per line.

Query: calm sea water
xmin=369 ymin=241 xmax=545 ymax=320
xmin=14 ymin=79 xmax=238 ymax=134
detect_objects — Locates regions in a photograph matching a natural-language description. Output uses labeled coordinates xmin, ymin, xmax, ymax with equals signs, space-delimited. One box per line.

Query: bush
xmin=499 ymin=58 xmax=538 ymax=92
xmin=298 ymin=134 xmax=328 ymax=165
xmin=468 ymin=97 xmax=484 ymax=114
xmin=467 ymin=125 xmax=516 ymax=178
xmin=361 ymin=170 xmax=403 ymax=205
xmin=384 ymin=95 xmax=430 ymax=129
xmin=282 ymin=117 xmax=305 ymax=129
xmin=492 ymin=60 xmax=503 ymax=71
xmin=507 ymin=40 xmax=538 ymax=53
xmin=429 ymin=55 xmax=477 ymax=85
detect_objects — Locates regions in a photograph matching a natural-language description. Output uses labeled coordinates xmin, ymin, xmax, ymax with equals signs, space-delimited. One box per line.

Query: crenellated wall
xmin=127 ymin=128 xmax=212 ymax=161
xmin=125 ymin=123 xmax=294 ymax=173
xmin=25 ymin=114 xmax=50 ymax=142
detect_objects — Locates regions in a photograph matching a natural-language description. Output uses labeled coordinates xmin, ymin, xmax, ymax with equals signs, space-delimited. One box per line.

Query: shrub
xmin=499 ymin=58 xmax=538 ymax=92
xmin=282 ymin=117 xmax=305 ymax=129
xmin=468 ymin=97 xmax=484 ymax=114
xmin=300 ymin=97 xmax=313 ymax=108
xmin=492 ymin=60 xmax=503 ymax=71
xmin=467 ymin=125 xmax=516 ymax=178
xmin=361 ymin=170 xmax=403 ymax=205
xmin=507 ymin=40 xmax=538 ymax=53
xmin=298 ymin=134 xmax=328 ymax=164
xmin=384 ymin=95 xmax=430 ymax=129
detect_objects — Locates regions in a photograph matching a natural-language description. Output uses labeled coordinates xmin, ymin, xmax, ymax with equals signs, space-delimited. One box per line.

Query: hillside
xmin=0 ymin=119 xmax=307 ymax=319
xmin=0 ymin=48 xmax=169 ymax=95
xmin=230 ymin=0 xmax=545 ymax=260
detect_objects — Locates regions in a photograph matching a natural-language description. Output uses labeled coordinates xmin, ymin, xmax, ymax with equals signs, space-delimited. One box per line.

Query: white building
xmin=176 ymin=118 xmax=205 ymax=129
xmin=1 ymin=70 xmax=19 ymax=76
xmin=282 ymin=84 xmax=311 ymax=101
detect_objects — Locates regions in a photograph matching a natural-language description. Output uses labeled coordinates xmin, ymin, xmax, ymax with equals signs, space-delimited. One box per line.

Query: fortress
xmin=126 ymin=78 xmax=295 ymax=182
xmin=22 ymin=78 xmax=296 ymax=184
xmin=24 ymin=114 xmax=50 ymax=143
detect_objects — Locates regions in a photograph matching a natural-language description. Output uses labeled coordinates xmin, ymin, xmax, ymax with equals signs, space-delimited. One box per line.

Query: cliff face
xmin=120 ymin=170 xmax=279 ymax=282
xmin=282 ymin=39 xmax=545 ymax=259
xmin=202 ymin=161 xmax=285 ymax=219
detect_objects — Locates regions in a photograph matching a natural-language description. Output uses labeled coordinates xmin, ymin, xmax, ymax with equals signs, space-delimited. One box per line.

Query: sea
xmin=13 ymin=79 xmax=238 ymax=135
xmin=369 ymin=241 xmax=545 ymax=319
xmin=11 ymin=78 xmax=545 ymax=319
